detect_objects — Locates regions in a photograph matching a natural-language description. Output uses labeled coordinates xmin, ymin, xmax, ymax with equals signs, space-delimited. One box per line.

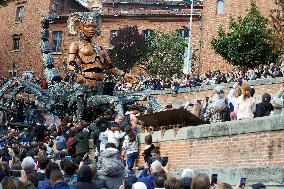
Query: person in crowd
xmin=36 ymin=157 xmax=49 ymax=181
xmin=97 ymin=142 xmax=125 ymax=188
xmin=154 ymin=172 xmax=167 ymax=189
xmin=123 ymin=126 xmax=138 ymax=171
xmin=54 ymin=130 xmax=67 ymax=157
xmin=119 ymin=176 xmax=136 ymax=189
xmin=251 ymin=183 xmax=266 ymax=189
xmin=60 ymin=159 xmax=78 ymax=185
xmin=254 ymin=93 xmax=274 ymax=117
xmin=164 ymin=177 xmax=181 ymax=189
xmin=71 ymin=165 xmax=98 ymax=189
xmin=191 ymin=173 xmax=210 ymax=189
xmin=228 ymin=85 xmax=242 ymax=120
xmin=179 ymin=168 xmax=194 ymax=189
xmin=104 ymin=122 xmax=125 ymax=149
xmin=151 ymin=147 xmax=168 ymax=167
xmin=205 ymin=86 xmax=229 ymax=123
xmin=215 ymin=183 xmax=232 ymax=189
xmin=234 ymin=83 xmax=256 ymax=120
xmin=138 ymin=160 xmax=163 ymax=189
xmin=89 ymin=164 xmax=109 ymax=189
xmin=191 ymin=102 xmax=202 ymax=119
xmin=74 ymin=124 xmax=89 ymax=159
xmin=38 ymin=162 xmax=61 ymax=189
xmin=142 ymin=135 xmax=155 ymax=164
xmin=49 ymin=170 xmax=73 ymax=189
xmin=21 ymin=156 xmax=39 ymax=188
xmin=272 ymin=83 xmax=284 ymax=110
xmin=1 ymin=177 xmax=17 ymax=189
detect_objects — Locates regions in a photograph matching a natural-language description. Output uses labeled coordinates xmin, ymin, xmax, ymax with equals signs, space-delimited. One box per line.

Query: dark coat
xmin=75 ymin=130 xmax=89 ymax=155
xmin=53 ymin=181 xmax=74 ymax=189
xmin=97 ymin=148 xmax=125 ymax=177
xmin=254 ymin=102 xmax=274 ymax=117
xmin=71 ymin=182 xmax=99 ymax=189
xmin=92 ymin=176 xmax=109 ymax=189
xmin=138 ymin=169 xmax=156 ymax=189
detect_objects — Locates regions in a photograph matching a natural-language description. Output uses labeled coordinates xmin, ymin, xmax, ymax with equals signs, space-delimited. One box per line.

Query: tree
xmin=211 ymin=1 xmax=281 ymax=68
xmin=143 ymin=31 xmax=187 ymax=78
xmin=108 ymin=26 xmax=148 ymax=71
xmin=0 ymin=0 xmax=9 ymax=6
xmin=269 ymin=0 xmax=284 ymax=59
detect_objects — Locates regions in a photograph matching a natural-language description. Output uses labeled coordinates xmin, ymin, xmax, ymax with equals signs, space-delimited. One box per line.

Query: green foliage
xmin=108 ymin=26 xmax=148 ymax=71
xmin=269 ymin=0 xmax=284 ymax=59
xmin=0 ymin=0 xmax=9 ymax=6
xmin=143 ymin=31 xmax=187 ymax=78
xmin=211 ymin=1 xmax=281 ymax=68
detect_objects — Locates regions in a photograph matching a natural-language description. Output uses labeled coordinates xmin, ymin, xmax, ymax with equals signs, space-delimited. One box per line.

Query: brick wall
xmin=137 ymin=113 xmax=284 ymax=184
xmin=0 ymin=0 xmax=51 ymax=77
xmin=0 ymin=0 xmax=279 ymax=77
xmin=139 ymin=131 xmax=284 ymax=168
xmin=49 ymin=16 xmax=202 ymax=76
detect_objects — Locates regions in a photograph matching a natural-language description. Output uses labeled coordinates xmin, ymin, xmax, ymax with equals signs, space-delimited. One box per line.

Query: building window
xmin=143 ymin=29 xmax=154 ymax=39
xmin=52 ymin=31 xmax=63 ymax=53
xmin=216 ymin=0 xmax=225 ymax=15
xmin=109 ymin=30 xmax=119 ymax=46
xmin=8 ymin=62 xmax=17 ymax=77
xmin=15 ymin=6 xmax=25 ymax=23
xmin=176 ymin=28 xmax=189 ymax=38
xmin=13 ymin=37 xmax=20 ymax=51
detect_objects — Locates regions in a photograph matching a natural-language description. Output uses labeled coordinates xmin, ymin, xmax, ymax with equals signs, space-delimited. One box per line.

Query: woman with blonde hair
xmin=234 ymin=83 xmax=256 ymax=120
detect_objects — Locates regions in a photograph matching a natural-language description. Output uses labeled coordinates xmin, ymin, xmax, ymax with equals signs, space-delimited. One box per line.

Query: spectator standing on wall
xmin=234 ymin=83 xmax=256 ymax=120
xmin=205 ymin=86 xmax=229 ymax=123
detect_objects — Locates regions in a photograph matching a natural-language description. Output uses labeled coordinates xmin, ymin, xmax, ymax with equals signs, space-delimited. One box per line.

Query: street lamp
xmin=183 ymin=0 xmax=194 ymax=75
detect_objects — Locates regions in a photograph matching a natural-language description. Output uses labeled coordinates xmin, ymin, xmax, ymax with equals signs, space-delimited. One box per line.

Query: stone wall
xmin=138 ymin=113 xmax=284 ymax=188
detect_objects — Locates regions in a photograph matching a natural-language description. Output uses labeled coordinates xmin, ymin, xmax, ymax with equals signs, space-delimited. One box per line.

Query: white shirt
xmin=235 ymin=95 xmax=256 ymax=120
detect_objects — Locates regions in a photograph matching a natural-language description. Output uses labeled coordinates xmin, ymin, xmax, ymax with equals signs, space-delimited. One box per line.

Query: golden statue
xmin=66 ymin=11 xmax=135 ymax=88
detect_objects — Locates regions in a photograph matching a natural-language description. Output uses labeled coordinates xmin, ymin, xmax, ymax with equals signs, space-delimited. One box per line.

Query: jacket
xmin=75 ymin=130 xmax=89 ymax=155
xmin=92 ymin=176 xmax=109 ymax=189
xmin=138 ymin=169 xmax=156 ymax=189
xmin=71 ymin=182 xmax=99 ymax=189
xmin=53 ymin=181 xmax=74 ymax=189
xmin=97 ymin=147 xmax=125 ymax=177
xmin=38 ymin=179 xmax=52 ymax=189
xmin=254 ymin=102 xmax=274 ymax=117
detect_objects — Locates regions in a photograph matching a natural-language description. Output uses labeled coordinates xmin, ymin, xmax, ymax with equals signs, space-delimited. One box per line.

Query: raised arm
xmin=67 ymin=42 xmax=80 ymax=71
xmin=100 ymin=49 xmax=136 ymax=83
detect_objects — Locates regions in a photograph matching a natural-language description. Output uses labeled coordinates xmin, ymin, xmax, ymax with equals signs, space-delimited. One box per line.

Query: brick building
xmin=0 ymin=0 xmax=278 ymax=77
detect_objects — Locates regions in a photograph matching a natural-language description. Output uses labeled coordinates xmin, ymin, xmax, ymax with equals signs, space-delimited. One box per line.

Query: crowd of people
xmin=188 ymin=80 xmax=284 ymax=123
xmin=0 ymin=64 xmax=283 ymax=189
xmin=0 ymin=114 xmax=276 ymax=189
xmin=114 ymin=64 xmax=284 ymax=92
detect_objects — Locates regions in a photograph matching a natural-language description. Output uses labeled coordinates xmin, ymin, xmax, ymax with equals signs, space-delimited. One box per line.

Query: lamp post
xmin=183 ymin=0 xmax=194 ymax=75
